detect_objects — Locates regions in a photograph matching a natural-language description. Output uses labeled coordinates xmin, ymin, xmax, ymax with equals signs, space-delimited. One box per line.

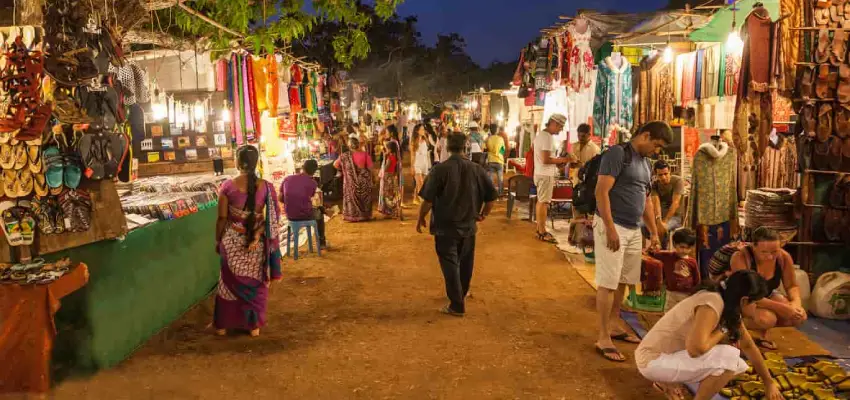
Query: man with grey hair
xmin=533 ymin=113 xmax=572 ymax=243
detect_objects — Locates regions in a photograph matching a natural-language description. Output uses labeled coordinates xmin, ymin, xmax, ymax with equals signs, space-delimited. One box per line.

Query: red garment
xmin=386 ymin=154 xmax=398 ymax=174
xmin=641 ymin=255 xmax=664 ymax=293
xmin=245 ymin=56 xmax=262 ymax=140
xmin=289 ymin=64 xmax=302 ymax=113
xmin=649 ymin=251 xmax=701 ymax=293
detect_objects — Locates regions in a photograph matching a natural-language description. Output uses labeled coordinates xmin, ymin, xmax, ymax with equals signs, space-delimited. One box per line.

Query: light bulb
xmin=496 ymin=112 xmax=504 ymax=122
xmin=663 ymin=47 xmax=673 ymax=63
xmin=726 ymin=30 xmax=743 ymax=55
xmin=193 ymin=103 xmax=205 ymax=119
xmin=152 ymin=104 xmax=167 ymax=121
xmin=221 ymin=108 xmax=230 ymax=122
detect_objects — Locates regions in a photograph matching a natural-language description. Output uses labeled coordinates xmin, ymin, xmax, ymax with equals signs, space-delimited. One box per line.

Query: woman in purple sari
xmin=214 ymin=145 xmax=282 ymax=337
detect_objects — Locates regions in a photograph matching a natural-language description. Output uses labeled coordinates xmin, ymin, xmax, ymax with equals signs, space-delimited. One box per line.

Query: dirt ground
xmin=52 ymin=169 xmax=666 ymax=399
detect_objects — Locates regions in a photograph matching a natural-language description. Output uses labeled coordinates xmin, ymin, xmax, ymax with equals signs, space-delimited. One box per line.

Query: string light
xmin=663 ymin=47 xmax=674 ymax=63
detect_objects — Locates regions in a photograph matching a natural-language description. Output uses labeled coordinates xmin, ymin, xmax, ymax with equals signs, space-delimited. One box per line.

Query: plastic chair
xmin=506 ymin=175 xmax=537 ymax=220
xmin=286 ymin=220 xmax=322 ymax=260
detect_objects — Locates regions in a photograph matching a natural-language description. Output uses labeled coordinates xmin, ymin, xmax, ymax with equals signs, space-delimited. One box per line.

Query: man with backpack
xmin=592 ymin=121 xmax=673 ymax=363
xmin=533 ymin=113 xmax=572 ymax=243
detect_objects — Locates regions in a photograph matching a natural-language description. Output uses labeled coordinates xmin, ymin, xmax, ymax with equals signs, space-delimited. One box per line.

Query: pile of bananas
xmin=721 ymin=353 xmax=850 ymax=399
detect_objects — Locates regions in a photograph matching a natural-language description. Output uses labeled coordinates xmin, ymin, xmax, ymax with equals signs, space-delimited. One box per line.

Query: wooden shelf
xmin=787 ymin=241 xmax=847 ymax=246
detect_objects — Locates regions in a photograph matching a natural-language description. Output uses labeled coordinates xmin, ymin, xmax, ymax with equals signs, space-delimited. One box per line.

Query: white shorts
xmin=638 ymin=345 xmax=748 ymax=384
xmin=593 ymin=220 xmax=643 ymax=290
xmin=414 ymin=162 xmax=430 ymax=175
xmin=533 ymin=175 xmax=554 ymax=203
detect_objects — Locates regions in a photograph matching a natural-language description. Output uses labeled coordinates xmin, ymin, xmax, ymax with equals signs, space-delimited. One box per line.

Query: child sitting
xmin=648 ymin=228 xmax=700 ymax=312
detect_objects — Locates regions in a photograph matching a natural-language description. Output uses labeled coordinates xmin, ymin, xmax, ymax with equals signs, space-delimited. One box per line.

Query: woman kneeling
xmin=635 ymin=270 xmax=782 ymax=400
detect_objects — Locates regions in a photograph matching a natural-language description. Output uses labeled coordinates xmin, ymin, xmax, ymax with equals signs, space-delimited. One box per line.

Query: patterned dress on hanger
xmin=568 ymin=25 xmax=594 ymax=92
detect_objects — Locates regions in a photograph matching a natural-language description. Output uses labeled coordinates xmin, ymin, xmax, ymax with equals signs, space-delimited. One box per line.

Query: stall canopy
xmin=613 ymin=11 xmax=713 ymax=46
xmin=574 ymin=10 xmax=656 ymax=50
xmin=688 ymin=0 xmax=781 ymax=42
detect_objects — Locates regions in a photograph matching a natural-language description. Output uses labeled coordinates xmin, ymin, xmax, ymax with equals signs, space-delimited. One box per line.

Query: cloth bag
xmin=809 ymin=271 xmax=850 ymax=320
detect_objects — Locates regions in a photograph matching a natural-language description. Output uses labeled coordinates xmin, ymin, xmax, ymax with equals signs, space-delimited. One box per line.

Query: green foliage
xmin=152 ymin=0 xmax=402 ymax=67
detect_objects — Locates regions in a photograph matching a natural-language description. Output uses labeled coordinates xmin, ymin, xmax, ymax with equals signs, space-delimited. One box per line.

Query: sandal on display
xmin=800 ymin=65 xmax=815 ymax=99
xmin=63 ymin=155 xmax=82 ymax=189
xmin=12 ymin=140 xmax=26 ymax=170
xmin=818 ymin=103 xmax=834 ymax=142
xmin=829 ymin=177 xmax=849 ymax=207
xmin=817 ymin=7 xmax=831 ymax=27
xmin=803 ymin=103 xmax=818 ymax=135
xmin=31 ymin=197 xmax=53 ymax=235
xmin=839 ymin=65 xmax=850 ymax=103
xmin=816 ymin=63 xmax=831 ymax=98
xmin=814 ymin=138 xmax=833 ymax=170
xmin=2 ymin=170 xmax=17 ymax=198
xmin=843 ymin=138 xmax=850 ymax=172
xmin=43 ymin=146 xmax=64 ymax=189
xmin=18 ymin=208 xmax=36 ymax=246
xmin=833 ymin=30 xmax=848 ymax=65
xmin=836 ymin=103 xmax=850 ymax=138
xmin=831 ymin=136 xmax=844 ymax=171
xmin=0 ymin=142 xmax=14 ymax=169
xmin=27 ymin=140 xmax=42 ymax=173
xmin=817 ymin=30 xmax=831 ymax=63
xmin=827 ymin=208 xmax=845 ymax=241
xmin=0 ymin=201 xmax=24 ymax=246
xmin=15 ymin=169 xmax=33 ymax=197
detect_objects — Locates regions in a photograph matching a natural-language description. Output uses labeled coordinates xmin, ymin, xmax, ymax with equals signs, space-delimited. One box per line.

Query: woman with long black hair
xmin=634 ymin=270 xmax=782 ymax=400
xmin=214 ymin=145 xmax=282 ymax=337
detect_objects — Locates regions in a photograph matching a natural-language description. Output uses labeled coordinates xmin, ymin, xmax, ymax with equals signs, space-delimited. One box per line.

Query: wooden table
xmin=0 ymin=265 xmax=89 ymax=395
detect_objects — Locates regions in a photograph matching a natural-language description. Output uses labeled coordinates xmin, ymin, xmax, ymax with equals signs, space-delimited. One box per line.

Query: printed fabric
xmin=568 ymin=25 xmax=595 ymax=93
xmin=689 ymin=142 xmax=738 ymax=226
xmin=289 ymin=64 xmax=302 ymax=113
xmin=593 ymin=57 xmax=633 ymax=140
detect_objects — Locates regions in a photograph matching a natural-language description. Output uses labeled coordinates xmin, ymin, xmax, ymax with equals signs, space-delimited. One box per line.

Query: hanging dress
xmin=289 ymin=64 xmax=302 ymax=114
xmin=568 ymin=24 xmax=594 ymax=93
xmin=265 ymin=54 xmax=279 ymax=117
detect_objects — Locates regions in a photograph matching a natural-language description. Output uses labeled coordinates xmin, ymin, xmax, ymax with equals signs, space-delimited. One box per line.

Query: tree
xmin=151 ymin=0 xmax=405 ymax=67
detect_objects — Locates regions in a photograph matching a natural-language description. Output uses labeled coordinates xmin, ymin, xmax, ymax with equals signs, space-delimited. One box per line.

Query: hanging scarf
xmin=234 ymin=53 xmax=246 ymax=145
xmin=246 ymin=56 xmax=262 ymax=142
xmin=264 ymin=181 xmax=282 ymax=281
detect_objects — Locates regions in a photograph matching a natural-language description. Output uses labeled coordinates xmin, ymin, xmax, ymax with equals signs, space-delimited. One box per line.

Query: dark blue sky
xmin=395 ymin=0 xmax=669 ymax=65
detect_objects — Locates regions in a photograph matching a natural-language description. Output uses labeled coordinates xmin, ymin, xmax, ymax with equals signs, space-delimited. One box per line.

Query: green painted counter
xmin=50 ymin=208 xmax=219 ymax=380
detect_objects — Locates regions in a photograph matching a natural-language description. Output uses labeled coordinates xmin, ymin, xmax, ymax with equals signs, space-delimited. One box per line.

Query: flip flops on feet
xmin=754 ymin=338 xmax=778 ymax=350
xmin=595 ymin=345 xmax=626 ymax=362
xmin=611 ymin=332 xmax=641 ymax=344
xmin=537 ymin=231 xmax=557 ymax=243
xmin=652 ymin=382 xmax=687 ymax=400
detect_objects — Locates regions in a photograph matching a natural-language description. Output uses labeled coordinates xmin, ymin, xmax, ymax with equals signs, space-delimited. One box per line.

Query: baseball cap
xmin=468 ymin=121 xmax=479 ymax=129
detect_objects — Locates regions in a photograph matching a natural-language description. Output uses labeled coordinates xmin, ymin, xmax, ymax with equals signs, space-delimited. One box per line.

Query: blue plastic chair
xmin=286 ymin=220 xmax=322 ymax=260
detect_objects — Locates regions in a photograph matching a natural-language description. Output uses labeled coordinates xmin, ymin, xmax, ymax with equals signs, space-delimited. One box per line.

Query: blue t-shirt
xmin=596 ymin=145 xmax=651 ymax=229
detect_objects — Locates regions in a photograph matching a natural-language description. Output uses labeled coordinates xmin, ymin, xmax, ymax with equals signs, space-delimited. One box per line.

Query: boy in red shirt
xmin=644 ymin=228 xmax=700 ymax=312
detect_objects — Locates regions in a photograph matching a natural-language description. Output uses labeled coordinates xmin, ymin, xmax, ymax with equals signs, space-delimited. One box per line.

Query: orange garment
xmin=0 ymin=264 xmax=89 ymax=395
xmin=252 ymin=57 xmax=269 ymax=111
xmin=304 ymin=72 xmax=314 ymax=114
xmin=266 ymin=55 xmax=279 ymax=118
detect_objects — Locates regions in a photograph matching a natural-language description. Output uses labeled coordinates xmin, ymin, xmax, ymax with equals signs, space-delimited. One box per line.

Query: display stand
xmin=796 ymin=170 xmax=850 ymax=279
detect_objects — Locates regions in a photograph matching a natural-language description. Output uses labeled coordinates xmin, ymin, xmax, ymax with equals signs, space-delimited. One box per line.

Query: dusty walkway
xmin=53 ymin=202 xmax=664 ymax=399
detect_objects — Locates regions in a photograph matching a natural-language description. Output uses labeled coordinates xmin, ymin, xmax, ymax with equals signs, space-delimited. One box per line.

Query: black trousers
xmin=435 ymin=234 xmax=476 ymax=313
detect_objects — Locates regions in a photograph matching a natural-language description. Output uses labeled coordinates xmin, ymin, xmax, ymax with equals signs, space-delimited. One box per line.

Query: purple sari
xmin=215 ymin=180 xmax=282 ymax=331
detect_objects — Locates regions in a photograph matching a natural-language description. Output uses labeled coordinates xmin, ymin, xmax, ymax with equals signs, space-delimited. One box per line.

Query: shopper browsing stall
xmin=485 ymin=128 xmax=506 ymax=197
xmin=334 ymin=138 xmax=375 ymax=222
xmin=280 ymin=160 xmax=328 ymax=248
xmin=594 ymin=120 xmax=671 ymax=362
xmin=533 ymin=114 xmax=572 ymax=243
xmin=214 ymin=146 xmax=282 ymax=338
xmin=568 ymin=123 xmax=600 ymax=172
xmin=468 ymin=122 xmax=486 ymax=165
xmin=650 ymin=160 xmax=684 ymax=248
xmin=378 ymin=141 xmax=402 ymax=219
xmin=411 ymin=124 xmax=434 ymax=205
xmin=635 ymin=270 xmax=783 ymax=400
xmin=728 ymin=227 xmax=807 ymax=350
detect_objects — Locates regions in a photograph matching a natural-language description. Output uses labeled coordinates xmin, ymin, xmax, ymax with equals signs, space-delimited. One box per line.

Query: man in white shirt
xmin=533 ymin=114 xmax=572 ymax=243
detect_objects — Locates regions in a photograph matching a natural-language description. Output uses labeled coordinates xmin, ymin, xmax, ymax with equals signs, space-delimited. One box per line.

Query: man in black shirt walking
xmin=416 ymin=133 xmax=498 ymax=316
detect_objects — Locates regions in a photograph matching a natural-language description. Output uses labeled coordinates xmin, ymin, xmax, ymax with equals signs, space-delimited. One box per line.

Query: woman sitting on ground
xmin=635 ymin=270 xmax=782 ymax=400
xmin=729 ymin=226 xmax=807 ymax=350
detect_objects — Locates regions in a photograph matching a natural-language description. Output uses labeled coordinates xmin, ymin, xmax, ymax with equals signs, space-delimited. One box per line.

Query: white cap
xmin=549 ymin=113 xmax=567 ymax=126
xmin=468 ymin=121 xmax=479 ymax=129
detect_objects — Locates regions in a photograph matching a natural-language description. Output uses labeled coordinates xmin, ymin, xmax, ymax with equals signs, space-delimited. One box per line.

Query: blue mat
xmin=798 ymin=317 xmax=850 ymax=358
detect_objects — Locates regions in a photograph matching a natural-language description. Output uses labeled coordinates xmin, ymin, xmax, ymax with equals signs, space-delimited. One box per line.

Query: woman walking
xmin=410 ymin=124 xmax=433 ymax=204
xmin=334 ymin=137 xmax=374 ymax=222
xmin=214 ymin=145 xmax=282 ymax=337
xmin=634 ymin=270 xmax=782 ymax=400
xmin=378 ymin=141 xmax=402 ymax=219
xmin=434 ymin=125 xmax=450 ymax=164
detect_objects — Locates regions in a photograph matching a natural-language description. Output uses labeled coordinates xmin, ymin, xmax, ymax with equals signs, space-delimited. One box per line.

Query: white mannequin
xmin=574 ymin=17 xmax=589 ymax=34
